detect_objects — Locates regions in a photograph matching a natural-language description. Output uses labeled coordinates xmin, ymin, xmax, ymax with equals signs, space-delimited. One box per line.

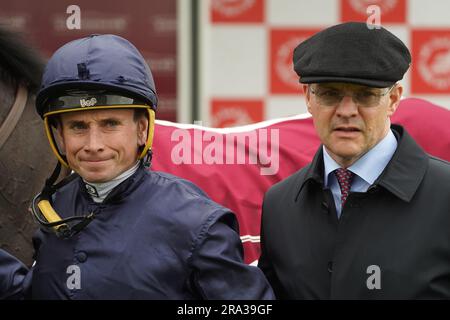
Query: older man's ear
xmin=387 ymin=84 xmax=404 ymax=117
xmin=303 ymin=84 xmax=313 ymax=113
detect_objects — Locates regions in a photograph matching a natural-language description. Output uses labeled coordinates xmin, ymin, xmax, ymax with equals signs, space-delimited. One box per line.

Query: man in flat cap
xmin=258 ymin=22 xmax=450 ymax=299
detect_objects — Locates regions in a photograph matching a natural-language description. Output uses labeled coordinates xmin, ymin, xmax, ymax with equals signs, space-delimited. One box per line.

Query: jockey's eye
xmin=68 ymin=121 xmax=88 ymax=130
xmin=100 ymin=119 xmax=122 ymax=129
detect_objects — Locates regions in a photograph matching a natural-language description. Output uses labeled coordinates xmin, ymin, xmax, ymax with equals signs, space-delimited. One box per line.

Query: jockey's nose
xmin=83 ymin=127 xmax=105 ymax=153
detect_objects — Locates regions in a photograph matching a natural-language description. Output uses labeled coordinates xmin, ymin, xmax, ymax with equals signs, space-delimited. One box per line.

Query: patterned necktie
xmin=334 ymin=168 xmax=354 ymax=207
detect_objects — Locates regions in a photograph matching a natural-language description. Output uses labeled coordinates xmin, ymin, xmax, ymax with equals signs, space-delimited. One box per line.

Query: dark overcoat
xmin=259 ymin=125 xmax=450 ymax=299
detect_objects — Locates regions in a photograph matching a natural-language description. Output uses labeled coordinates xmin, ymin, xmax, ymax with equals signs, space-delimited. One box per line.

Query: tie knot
xmin=334 ymin=168 xmax=354 ymax=207
xmin=334 ymin=168 xmax=354 ymax=186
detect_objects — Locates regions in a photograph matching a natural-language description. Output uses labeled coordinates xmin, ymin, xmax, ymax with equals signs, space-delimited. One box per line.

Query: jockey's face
xmin=57 ymin=108 xmax=148 ymax=183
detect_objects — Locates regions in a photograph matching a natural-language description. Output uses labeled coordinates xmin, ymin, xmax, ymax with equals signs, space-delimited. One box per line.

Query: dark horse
xmin=0 ymin=26 xmax=56 ymax=265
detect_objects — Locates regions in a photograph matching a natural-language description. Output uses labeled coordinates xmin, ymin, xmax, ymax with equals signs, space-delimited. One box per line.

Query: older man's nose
xmin=335 ymin=95 xmax=358 ymax=118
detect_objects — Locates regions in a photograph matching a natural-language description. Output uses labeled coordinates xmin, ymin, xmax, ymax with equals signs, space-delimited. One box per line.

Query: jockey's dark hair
xmin=0 ymin=25 xmax=44 ymax=93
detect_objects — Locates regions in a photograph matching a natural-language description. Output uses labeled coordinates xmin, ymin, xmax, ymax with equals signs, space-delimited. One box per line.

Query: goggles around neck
xmin=31 ymin=163 xmax=95 ymax=238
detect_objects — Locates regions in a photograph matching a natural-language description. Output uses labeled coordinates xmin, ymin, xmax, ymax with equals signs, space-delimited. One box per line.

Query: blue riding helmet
xmin=35 ymin=34 xmax=157 ymax=167
xmin=36 ymin=34 xmax=157 ymax=116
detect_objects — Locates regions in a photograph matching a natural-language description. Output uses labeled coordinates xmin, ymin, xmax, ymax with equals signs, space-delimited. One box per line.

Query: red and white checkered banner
xmin=204 ymin=0 xmax=450 ymax=127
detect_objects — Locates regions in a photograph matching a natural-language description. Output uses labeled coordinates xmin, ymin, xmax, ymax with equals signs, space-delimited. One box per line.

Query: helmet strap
xmin=142 ymin=149 xmax=153 ymax=169
xmin=31 ymin=162 xmax=95 ymax=239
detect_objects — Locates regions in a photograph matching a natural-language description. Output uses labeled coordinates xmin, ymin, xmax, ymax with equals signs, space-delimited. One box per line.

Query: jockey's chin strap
xmin=31 ymin=150 xmax=152 ymax=239
xmin=31 ymin=162 xmax=95 ymax=239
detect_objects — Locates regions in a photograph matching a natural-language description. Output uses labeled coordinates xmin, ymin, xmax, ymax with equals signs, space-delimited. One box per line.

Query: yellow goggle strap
xmin=44 ymin=116 xmax=69 ymax=168
xmin=139 ymin=108 xmax=155 ymax=159
xmin=36 ymin=199 xmax=69 ymax=233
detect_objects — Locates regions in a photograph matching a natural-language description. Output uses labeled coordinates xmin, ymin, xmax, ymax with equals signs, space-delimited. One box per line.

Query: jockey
xmin=29 ymin=34 xmax=274 ymax=299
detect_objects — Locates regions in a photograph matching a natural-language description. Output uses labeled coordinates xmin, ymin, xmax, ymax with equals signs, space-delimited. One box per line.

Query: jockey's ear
xmin=137 ymin=116 xmax=148 ymax=147
xmin=54 ymin=119 xmax=66 ymax=152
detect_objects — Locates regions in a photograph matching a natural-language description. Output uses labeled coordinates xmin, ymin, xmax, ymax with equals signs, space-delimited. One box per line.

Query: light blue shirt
xmin=323 ymin=129 xmax=398 ymax=218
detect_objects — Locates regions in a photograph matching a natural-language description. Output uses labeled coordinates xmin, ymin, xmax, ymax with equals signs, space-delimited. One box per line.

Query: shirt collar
xmin=296 ymin=125 xmax=429 ymax=203
xmin=83 ymin=161 xmax=141 ymax=203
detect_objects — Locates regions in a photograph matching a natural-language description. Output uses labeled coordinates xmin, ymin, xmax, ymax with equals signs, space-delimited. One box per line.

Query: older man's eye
xmin=358 ymin=91 xmax=377 ymax=98
xmin=315 ymin=89 xmax=339 ymax=97
xmin=320 ymin=90 xmax=340 ymax=97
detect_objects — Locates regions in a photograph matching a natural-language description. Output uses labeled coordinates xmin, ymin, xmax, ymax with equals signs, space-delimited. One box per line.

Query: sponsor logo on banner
xmin=143 ymin=53 xmax=176 ymax=74
xmin=151 ymin=15 xmax=177 ymax=34
xmin=211 ymin=0 xmax=263 ymax=23
xmin=53 ymin=13 xmax=128 ymax=32
xmin=0 ymin=15 xmax=28 ymax=31
xmin=211 ymin=99 xmax=263 ymax=127
xmin=418 ymin=37 xmax=450 ymax=91
xmin=275 ymin=36 xmax=309 ymax=91
xmin=270 ymin=29 xmax=320 ymax=94
xmin=349 ymin=0 xmax=397 ymax=14
xmin=212 ymin=0 xmax=255 ymax=17
xmin=412 ymin=30 xmax=450 ymax=93
xmin=341 ymin=0 xmax=405 ymax=23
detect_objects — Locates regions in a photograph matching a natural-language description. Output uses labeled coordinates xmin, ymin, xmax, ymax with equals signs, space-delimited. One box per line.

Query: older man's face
xmin=304 ymin=82 xmax=403 ymax=168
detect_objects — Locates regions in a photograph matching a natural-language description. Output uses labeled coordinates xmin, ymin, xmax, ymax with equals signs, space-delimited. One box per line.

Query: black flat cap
xmin=293 ymin=22 xmax=411 ymax=88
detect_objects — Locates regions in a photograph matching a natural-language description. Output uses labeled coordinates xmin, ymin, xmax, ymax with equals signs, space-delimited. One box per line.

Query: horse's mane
xmin=0 ymin=25 xmax=44 ymax=92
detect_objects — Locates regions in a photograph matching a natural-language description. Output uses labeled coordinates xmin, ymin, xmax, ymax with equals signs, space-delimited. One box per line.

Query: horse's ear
xmin=0 ymin=25 xmax=44 ymax=93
